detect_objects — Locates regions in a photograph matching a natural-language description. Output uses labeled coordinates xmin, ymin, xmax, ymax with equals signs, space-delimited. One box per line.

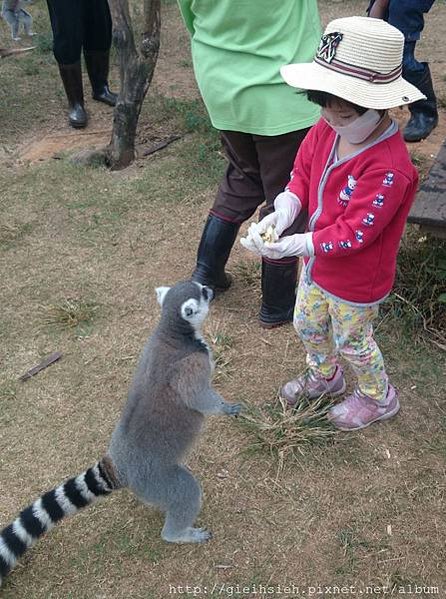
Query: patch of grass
xmin=419 ymin=413 xmax=446 ymax=455
xmin=67 ymin=148 xmax=109 ymax=168
xmin=19 ymin=55 xmax=41 ymax=77
xmin=170 ymin=134 xmax=225 ymax=190
xmin=0 ymin=221 xmax=34 ymax=249
xmin=0 ymin=6 xmax=58 ymax=144
xmin=0 ymin=381 xmax=17 ymax=425
xmin=136 ymin=94 xmax=225 ymax=187
xmin=196 ymin=137 xmax=224 ymax=173
xmin=160 ymin=96 xmax=215 ymax=136
xmin=38 ymin=298 xmax=100 ymax=331
xmin=208 ymin=323 xmax=235 ymax=384
xmin=382 ymin=228 xmax=446 ymax=349
xmin=410 ymin=150 xmax=431 ymax=182
xmin=232 ymin=259 xmax=261 ymax=288
xmin=112 ymin=533 xmax=163 ymax=562
xmin=238 ymin=392 xmax=337 ymax=464
xmin=212 ymin=344 xmax=234 ymax=382
xmin=212 ymin=332 xmax=234 ymax=349
xmin=437 ymin=94 xmax=446 ymax=110
xmin=335 ymin=528 xmax=374 ymax=575
xmin=36 ymin=32 xmax=54 ymax=54
xmin=0 ymin=382 xmax=16 ymax=402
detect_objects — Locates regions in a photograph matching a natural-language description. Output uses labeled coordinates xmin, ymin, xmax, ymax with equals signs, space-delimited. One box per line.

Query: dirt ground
xmin=0 ymin=1 xmax=445 ymax=598
xmin=4 ymin=1 xmax=446 ymax=167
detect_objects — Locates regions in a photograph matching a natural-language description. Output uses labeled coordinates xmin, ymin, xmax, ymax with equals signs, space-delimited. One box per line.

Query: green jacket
xmin=177 ymin=0 xmax=321 ymax=135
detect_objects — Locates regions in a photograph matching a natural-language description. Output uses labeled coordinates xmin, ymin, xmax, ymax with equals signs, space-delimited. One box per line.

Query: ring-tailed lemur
xmin=0 ymin=281 xmax=242 ymax=589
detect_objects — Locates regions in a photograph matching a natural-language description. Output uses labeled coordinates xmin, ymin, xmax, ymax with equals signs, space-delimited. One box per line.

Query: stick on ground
xmin=19 ymin=351 xmax=63 ymax=382
xmin=0 ymin=47 xmax=36 ymax=59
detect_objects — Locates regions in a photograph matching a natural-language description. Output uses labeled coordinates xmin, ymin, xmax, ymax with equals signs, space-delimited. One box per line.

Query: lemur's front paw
xmin=224 ymin=403 xmax=242 ymax=417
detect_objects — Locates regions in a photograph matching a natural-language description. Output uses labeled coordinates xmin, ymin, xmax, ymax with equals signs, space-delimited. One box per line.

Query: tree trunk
xmin=106 ymin=0 xmax=161 ymax=170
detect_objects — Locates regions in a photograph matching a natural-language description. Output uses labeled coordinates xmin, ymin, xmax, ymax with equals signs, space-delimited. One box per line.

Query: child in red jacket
xmin=241 ymin=16 xmax=424 ymax=431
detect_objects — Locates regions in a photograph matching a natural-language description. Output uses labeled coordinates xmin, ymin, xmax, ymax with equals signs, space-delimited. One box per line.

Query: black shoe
xmin=68 ymin=104 xmax=88 ymax=128
xmin=84 ymin=50 xmax=117 ymax=107
xmin=58 ymin=62 xmax=88 ymax=128
xmin=191 ymin=214 xmax=240 ymax=291
xmin=259 ymin=259 xmax=298 ymax=328
xmin=404 ymin=111 xmax=438 ymax=143
xmin=403 ymin=62 xmax=438 ymax=143
xmin=92 ymin=85 xmax=117 ymax=107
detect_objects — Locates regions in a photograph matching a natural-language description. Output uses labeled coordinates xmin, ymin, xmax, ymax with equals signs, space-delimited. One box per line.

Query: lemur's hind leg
xmin=158 ymin=466 xmax=212 ymax=544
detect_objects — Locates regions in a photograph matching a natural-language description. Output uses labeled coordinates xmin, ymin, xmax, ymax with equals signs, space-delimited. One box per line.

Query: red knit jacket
xmin=288 ymin=119 xmax=418 ymax=304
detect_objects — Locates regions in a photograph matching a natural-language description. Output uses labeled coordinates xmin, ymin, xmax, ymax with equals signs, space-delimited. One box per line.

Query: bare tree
xmin=106 ymin=0 xmax=161 ymax=170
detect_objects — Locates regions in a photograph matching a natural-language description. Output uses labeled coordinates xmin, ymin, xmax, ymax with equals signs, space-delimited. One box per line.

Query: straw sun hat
xmin=281 ymin=16 xmax=426 ymax=109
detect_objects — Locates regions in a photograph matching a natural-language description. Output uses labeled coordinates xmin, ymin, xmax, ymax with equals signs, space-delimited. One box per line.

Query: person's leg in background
xmin=388 ymin=0 xmax=438 ymax=142
xmin=47 ymin=0 xmax=87 ymax=128
xmin=2 ymin=9 xmax=21 ymax=40
xmin=191 ymin=131 xmax=265 ymax=291
xmin=21 ymin=9 xmax=35 ymax=36
xmin=82 ymin=0 xmax=117 ymax=107
xmin=256 ymin=128 xmax=309 ymax=327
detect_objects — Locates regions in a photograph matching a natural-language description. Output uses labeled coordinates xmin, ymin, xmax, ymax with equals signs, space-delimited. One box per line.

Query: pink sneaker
xmin=280 ymin=366 xmax=346 ymax=406
xmin=328 ymin=384 xmax=400 ymax=431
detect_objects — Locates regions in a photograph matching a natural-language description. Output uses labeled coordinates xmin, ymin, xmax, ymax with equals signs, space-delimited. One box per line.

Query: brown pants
xmin=211 ymin=129 xmax=309 ymax=236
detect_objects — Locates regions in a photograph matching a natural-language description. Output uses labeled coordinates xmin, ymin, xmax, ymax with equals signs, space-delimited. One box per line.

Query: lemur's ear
xmin=155 ymin=286 xmax=170 ymax=306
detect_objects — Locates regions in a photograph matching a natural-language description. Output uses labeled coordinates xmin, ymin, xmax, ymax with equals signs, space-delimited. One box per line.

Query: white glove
xmin=239 ymin=228 xmax=259 ymax=254
xmin=256 ymin=190 xmax=302 ymax=237
xmin=241 ymin=223 xmax=314 ymax=259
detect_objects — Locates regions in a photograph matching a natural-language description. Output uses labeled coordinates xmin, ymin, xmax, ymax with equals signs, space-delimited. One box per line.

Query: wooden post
xmin=106 ymin=0 xmax=161 ymax=170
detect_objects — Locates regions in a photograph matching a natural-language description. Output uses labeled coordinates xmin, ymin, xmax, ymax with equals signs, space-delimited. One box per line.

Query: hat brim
xmin=280 ymin=62 xmax=425 ymax=109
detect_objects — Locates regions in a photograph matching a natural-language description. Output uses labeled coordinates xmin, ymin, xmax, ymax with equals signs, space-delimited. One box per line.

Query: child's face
xmin=320 ymin=98 xmax=385 ymax=145
xmin=321 ymin=100 xmax=360 ymax=128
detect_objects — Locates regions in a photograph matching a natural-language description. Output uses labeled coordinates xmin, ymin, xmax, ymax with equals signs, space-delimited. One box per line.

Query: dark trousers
xmin=367 ymin=0 xmax=436 ymax=73
xmin=46 ymin=0 xmax=112 ymax=65
xmin=211 ymin=129 xmax=309 ymax=237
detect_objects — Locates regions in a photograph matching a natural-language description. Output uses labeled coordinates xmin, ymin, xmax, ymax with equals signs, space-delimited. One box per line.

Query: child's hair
xmin=306 ymin=90 xmax=368 ymax=116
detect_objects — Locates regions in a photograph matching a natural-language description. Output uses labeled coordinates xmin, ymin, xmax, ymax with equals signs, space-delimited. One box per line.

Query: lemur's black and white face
xmin=179 ymin=283 xmax=213 ymax=329
xmin=156 ymin=281 xmax=214 ymax=331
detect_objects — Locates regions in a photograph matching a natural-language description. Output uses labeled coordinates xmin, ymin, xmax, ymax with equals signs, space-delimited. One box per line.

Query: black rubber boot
xmin=84 ymin=50 xmax=117 ymax=107
xmin=259 ymin=259 xmax=298 ymax=328
xmin=191 ymin=214 xmax=240 ymax=291
xmin=403 ymin=63 xmax=438 ymax=143
xmin=58 ymin=62 xmax=88 ymax=129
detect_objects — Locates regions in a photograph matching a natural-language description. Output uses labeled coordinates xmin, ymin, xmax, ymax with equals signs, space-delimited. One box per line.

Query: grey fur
xmin=0 ymin=281 xmax=241 ymax=588
xmin=109 ymin=280 xmax=241 ymax=543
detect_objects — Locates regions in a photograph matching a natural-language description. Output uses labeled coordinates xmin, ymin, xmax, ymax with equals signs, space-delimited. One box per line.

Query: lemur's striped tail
xmin=0 ymin=457 xmax=120 ymax=587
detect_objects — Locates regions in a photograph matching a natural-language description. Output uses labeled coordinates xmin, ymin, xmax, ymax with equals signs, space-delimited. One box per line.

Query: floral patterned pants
xmin=293 ymin=274 xmax=388 ymax=401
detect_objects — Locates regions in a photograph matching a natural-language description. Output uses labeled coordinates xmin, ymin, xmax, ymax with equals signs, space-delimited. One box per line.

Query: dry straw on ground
xmin=38 ymin=299 xmax=99 ymax=329
xmin=239 ymin=392 xmax=338 ymax=458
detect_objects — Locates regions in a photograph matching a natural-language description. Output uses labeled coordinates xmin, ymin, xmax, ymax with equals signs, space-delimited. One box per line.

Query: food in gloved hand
xmin=261 ymin=225 xmax=279 ymax=244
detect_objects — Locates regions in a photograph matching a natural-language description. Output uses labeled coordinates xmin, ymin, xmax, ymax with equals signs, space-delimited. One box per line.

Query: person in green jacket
xmin=178 ymin=0 xmax=321 ymax=328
